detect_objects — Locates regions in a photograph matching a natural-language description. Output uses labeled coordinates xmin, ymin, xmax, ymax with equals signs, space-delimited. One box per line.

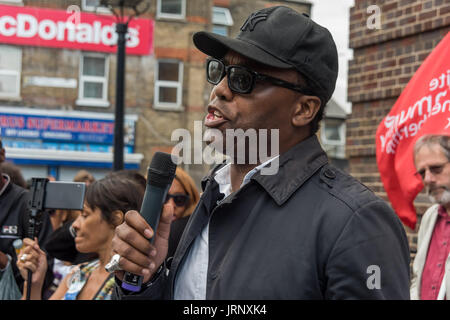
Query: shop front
xmin=0 ymin=106 xmax=143 ymax=181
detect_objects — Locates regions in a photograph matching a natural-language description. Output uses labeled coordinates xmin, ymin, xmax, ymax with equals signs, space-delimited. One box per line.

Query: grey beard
xmin=428 ymin=188 xmax=450 ymax=205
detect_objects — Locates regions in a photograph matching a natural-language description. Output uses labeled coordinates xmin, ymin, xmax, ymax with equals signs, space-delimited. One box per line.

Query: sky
xmin=309 ymin=0 xmax=355 ymax=114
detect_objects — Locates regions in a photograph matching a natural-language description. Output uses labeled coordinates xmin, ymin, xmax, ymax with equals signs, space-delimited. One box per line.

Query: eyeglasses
xmin=206 ymin=58 xmax=310 ymax=95
xmin=414 ymin=161 xmax=449 ymax=179
xmin=165 ymin=193 xmax=189 ymax=207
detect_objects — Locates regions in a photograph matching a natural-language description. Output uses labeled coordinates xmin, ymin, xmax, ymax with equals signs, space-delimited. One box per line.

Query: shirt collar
xmin=213 ymin=156 xmax=280 ymax=197
xmin=203 ymin=135 xmax=329 ymax=205
xmin=438 ymin=205 xmax=450 ymax=220
xmin=214 ymin=162 xmax=232 ymax=197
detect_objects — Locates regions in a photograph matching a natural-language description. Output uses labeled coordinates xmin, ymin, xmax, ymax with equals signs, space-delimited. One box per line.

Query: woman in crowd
xmin=16 ymin=174 xmax=145 ymax=300
xmin=166 ymin=167 xmax=200 ymax=258
xmin=43 ymin=169 xmax=98 ymax=298
xmin=167 ymin=167 xmax=200 ymax=220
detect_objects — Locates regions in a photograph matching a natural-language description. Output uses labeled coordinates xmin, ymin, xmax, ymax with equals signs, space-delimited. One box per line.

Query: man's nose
xmin=423 ymin=169 xmax=436 ymax=184
xmin=212 ymin=75 xmax=233 ymax=101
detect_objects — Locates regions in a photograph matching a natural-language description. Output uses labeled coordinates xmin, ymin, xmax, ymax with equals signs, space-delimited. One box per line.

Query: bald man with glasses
xmin=411 ymin=134 xmax=450 ymax=300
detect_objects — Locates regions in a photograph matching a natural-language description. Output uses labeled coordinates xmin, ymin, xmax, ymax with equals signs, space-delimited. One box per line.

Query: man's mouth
xmin=428 ymin=186 xmax=447 ymax=196
xmin=204 ymin=108 xmax=229 ymax=128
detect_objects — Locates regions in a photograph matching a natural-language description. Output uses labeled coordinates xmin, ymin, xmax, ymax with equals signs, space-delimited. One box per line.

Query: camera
xmin=39 ymin=181 xmax=86 ymax=210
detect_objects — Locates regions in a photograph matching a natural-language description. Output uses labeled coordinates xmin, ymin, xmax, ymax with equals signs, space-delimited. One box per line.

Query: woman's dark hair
xmin=84 ymin=174 xmax=145 ymax=224
xmin=0 ymin=161 xmax=27 ymax=188
xmin=106 ymin=169 xmax=147 ymax=191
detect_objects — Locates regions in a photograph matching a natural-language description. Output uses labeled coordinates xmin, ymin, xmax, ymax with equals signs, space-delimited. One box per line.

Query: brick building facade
xmin=0 ymin=0 xmax=212 ymax=182
xmin=0 ymin=0 xmax=311 ymax=185
xmin=347 ymin=0 xmax=450 ymax=260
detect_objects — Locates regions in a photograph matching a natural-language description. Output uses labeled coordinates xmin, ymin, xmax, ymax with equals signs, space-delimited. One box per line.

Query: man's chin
xmin=428 ymin=189 xmax=450 ymax=205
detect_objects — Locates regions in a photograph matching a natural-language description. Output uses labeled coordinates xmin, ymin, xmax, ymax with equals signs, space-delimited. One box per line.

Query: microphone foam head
xmin=147 ymin=152 xmax=178 ymax=187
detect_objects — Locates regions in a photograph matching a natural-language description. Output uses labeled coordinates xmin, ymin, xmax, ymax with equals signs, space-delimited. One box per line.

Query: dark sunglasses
xmin=206 ymin=58 xmax=310 ymax=94
xmin=414 ymin=161 xmax=449 ymax=179
xmin=165 ymin=193 xmax=189 ymax=207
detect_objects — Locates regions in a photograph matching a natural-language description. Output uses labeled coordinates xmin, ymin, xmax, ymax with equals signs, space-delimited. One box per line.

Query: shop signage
xmin=0 ymin=4 xmax=153 ymax=55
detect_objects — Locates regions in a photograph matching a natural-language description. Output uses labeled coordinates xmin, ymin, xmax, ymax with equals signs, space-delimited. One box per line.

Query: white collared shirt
xmin=174 ymin=156 xmax=279 ymax=299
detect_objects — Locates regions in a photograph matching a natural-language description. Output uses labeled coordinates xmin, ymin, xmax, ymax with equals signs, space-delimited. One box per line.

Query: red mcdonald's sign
xmin=0 ymin=4 xmax=154 ymax=55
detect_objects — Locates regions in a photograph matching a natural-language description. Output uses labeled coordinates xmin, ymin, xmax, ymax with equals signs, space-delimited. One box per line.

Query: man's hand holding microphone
xmin=109 ymin=152 xmax=178 ymax=291
xmin=111 ymin=203 xmax=174 ymax=284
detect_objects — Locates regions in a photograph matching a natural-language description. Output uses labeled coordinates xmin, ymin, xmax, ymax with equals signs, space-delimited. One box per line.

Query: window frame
xmin=0 ymin=45 xmax=22 ymax=99
xmin=156 ymin=0 xmax=186 ymax=20
xmin=154 ymin=59 xmax=184 ymax=111
xmin=212 ymin=7 xmax=233 ymax=26
xmin=81 ymin=0 xmax=111 ymax=14
xmin=0 ymin=0 xmax=23 ymax=4
xmin=212 ymin=7 xmax=233 ymax=36
xmin=76 ymin=53 xmax=110 ymax=108
xmin=321 ymin=118 xmax=346 ymax=146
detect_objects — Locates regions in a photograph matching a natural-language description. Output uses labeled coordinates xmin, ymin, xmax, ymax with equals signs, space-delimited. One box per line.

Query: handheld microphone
xmin=121 ymin=152 xmax=177 ymax=292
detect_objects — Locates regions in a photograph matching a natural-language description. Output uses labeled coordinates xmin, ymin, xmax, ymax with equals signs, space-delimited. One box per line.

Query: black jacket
xmin=114 ymin=135 xmax=411 ymax=299
xmin=0 ymin=179 xmax=54 ymax=294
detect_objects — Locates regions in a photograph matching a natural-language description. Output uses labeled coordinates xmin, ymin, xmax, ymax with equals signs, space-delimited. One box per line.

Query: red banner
xmin=375 ymin=32 xmax=450 ymax=229
xmin=0 ymin=4 xmax=153 ymax=55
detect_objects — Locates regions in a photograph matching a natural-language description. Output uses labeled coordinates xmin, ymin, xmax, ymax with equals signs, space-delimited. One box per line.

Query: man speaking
xmin=110 ymin=6 xmax=410 ymax=299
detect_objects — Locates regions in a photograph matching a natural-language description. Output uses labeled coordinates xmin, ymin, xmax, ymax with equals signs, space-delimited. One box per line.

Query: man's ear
xmin=291 ymin=95 xmax=321 ymax=128
xmin=111 ymin=210 xmax=124 ymax=227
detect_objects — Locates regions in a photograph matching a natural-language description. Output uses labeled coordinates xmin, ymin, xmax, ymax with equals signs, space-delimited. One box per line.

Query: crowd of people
xmin=1 ymin=6 xmax=449 ymax=300
xmin=0 ymin=137 xmax=200 ymax=300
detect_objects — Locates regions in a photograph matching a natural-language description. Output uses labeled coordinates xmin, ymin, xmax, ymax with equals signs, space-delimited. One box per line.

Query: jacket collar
xmin=252 ymin=134 xmax=328 ymax=205
xmin=201 ymin=135 xmax=328 ymax=206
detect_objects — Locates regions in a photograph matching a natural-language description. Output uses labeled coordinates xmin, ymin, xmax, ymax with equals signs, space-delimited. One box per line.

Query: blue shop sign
xmin=0 ymin=112 xmax=136 ymax=148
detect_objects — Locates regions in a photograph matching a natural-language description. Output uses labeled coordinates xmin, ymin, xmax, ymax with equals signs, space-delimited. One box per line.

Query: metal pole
xmin=113 ymin=22 xmax=128 ymax=171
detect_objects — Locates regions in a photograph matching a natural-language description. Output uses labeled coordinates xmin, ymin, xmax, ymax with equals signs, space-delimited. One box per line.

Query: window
xmin=321 ymin=118 xmax=346 ymax=159
xmin=77 ymin=54 xmax=109 ymax=107
xmin=212 ymin=7 xmax=233 ymax=36
xmin=0 ymin=45 xmax=21 ymax=99
xmin=156 ymin=0 xmax=186 ymax=19
xmin=0 ymin=0 xmax=23 ymax=4
xmin=154 ymin=60 xmax=183 ymax=110
xmin=81 ymin=0 xmax=110 ymax=13
xmin=322 ymin=118 xmax=345 ymax=144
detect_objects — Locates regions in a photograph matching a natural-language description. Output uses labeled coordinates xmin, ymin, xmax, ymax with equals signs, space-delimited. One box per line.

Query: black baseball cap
xmin=193 ymin=6 xmax=338 ymax=104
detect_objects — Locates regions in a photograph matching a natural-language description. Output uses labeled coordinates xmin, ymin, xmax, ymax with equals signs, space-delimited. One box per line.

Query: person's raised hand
xmin=16 ymin=237 xmax=48 ymax=286
xmin=111 ymin=203 xmax=174 ymax=284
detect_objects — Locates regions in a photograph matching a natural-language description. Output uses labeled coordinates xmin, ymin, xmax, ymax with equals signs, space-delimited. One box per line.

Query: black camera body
xmin=38 ymin=180 xmax=86 ymax=210
xmin=24 ymin=178 xmax=86 ymax=299
xmin=27 ymin=178 xmax=85 ymax=238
